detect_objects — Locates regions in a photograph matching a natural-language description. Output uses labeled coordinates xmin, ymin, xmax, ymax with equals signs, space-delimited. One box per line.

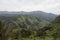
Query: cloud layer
xmin=0 ymin=0 xmax=60 ymax=14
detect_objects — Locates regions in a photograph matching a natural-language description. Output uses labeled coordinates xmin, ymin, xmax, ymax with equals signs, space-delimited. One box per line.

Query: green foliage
xmin=36 ymin=30 xmax=46 ymax=37
xmin=8 ymin=28 xmax=20 ymax=40
xmin=0 ymin=21 xmax=3 ymax=30
xmin=17 ymin=15 xmax=50 ymax=30
xmin=0 ymin=21 xmax=2 ymax=40
xmin=20 ymin=29 xmax=32 ymax=38
xmin=0 ymin=15 xmax=60 ymax=40
xmin=46 ymin=15 xmax=60 ymax=40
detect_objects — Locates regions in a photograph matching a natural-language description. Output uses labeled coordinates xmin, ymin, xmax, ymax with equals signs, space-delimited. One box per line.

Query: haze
xmin=0 ymin=0 xmax=60 ymax=15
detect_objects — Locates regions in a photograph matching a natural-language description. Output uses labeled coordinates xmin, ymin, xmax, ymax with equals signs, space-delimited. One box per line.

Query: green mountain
xmin=52 ymin=15 xmax=60 ymax=24
xmin=47 ymin=15 xmax=60 ymax=37
xmin=51 ymin=15 xmax=60 ymax=32
xmin=16 ymin=15 xmax=50 ymax=30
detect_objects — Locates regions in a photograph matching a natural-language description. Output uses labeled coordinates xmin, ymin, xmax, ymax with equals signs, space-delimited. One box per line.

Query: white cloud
xmin=0 ymin=0 xmax=60 ymax=15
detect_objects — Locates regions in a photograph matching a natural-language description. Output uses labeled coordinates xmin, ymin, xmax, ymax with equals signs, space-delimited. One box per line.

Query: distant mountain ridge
xmin=0 ymin=11 xmax=57 ymax=21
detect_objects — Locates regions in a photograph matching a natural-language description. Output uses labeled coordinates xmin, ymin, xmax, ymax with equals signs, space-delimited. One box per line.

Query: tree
xmin=36 ymin=28 xmax=46 ymax=40
xmin=20 ymin=29 xmax=32 ymax=38
xmin=0 ymin=20 xmax=3 ymax=40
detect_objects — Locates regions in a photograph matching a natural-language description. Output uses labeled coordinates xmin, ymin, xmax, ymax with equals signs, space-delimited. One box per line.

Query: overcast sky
xmin=0 ymin=0 xmax=60 ymax=15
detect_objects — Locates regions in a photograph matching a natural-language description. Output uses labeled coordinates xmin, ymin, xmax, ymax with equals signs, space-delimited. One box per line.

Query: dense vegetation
xmin=0 ymin=15 xmax=60 ymax=40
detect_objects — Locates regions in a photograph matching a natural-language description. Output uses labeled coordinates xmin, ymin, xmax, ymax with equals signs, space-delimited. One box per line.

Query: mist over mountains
xmin=0 ymin=11 xmax=57 ymax=21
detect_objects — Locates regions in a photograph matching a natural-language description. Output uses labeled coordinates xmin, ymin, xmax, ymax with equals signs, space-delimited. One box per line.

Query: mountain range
xmin=0 ymin=11 xmax=57 ymax=21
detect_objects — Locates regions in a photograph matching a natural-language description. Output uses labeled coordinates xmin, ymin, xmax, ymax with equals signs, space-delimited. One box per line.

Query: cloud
xmin=0 ymin=0 xmax=60 ymax=14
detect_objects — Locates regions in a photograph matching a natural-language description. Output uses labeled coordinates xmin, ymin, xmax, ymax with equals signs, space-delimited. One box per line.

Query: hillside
xmin=16 ymin=15 xmax=50 ymax=30
xmin=0 ymin=11 xmax=59 ymax=40
xmin=48 ymin=15 xmax=60 ymax=39
xmin=52 ymin=15 xmax=60 ymax=23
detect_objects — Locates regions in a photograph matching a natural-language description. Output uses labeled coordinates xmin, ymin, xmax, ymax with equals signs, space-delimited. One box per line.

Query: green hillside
xmin=16 ymin=15 xmax=50 ymax=30
xmin=47 ymin=15 xmax=60 ymax=40
xmin=0 ymin=15 xmax=59 ymax=40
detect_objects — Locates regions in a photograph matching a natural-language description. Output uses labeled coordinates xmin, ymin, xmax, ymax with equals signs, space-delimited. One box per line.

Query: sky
xmin=0 ymin=0 xmax=60 ymax=15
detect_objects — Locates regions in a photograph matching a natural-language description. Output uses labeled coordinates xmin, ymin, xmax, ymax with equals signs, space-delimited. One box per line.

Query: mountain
xmin=24 ymin=11 xmax=57 ymax=21
xmin=16 ymin=15 xmax=50 ymax=30
xmin=48 ymin=15 xmax=60 ymax=37
xmin=52 ymin=15 xmax=60 ymax=23
xmin=49 ymin=15 xmax=60 ymax=31
xmin=0 ymin=11 xmax=57 ymax=21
